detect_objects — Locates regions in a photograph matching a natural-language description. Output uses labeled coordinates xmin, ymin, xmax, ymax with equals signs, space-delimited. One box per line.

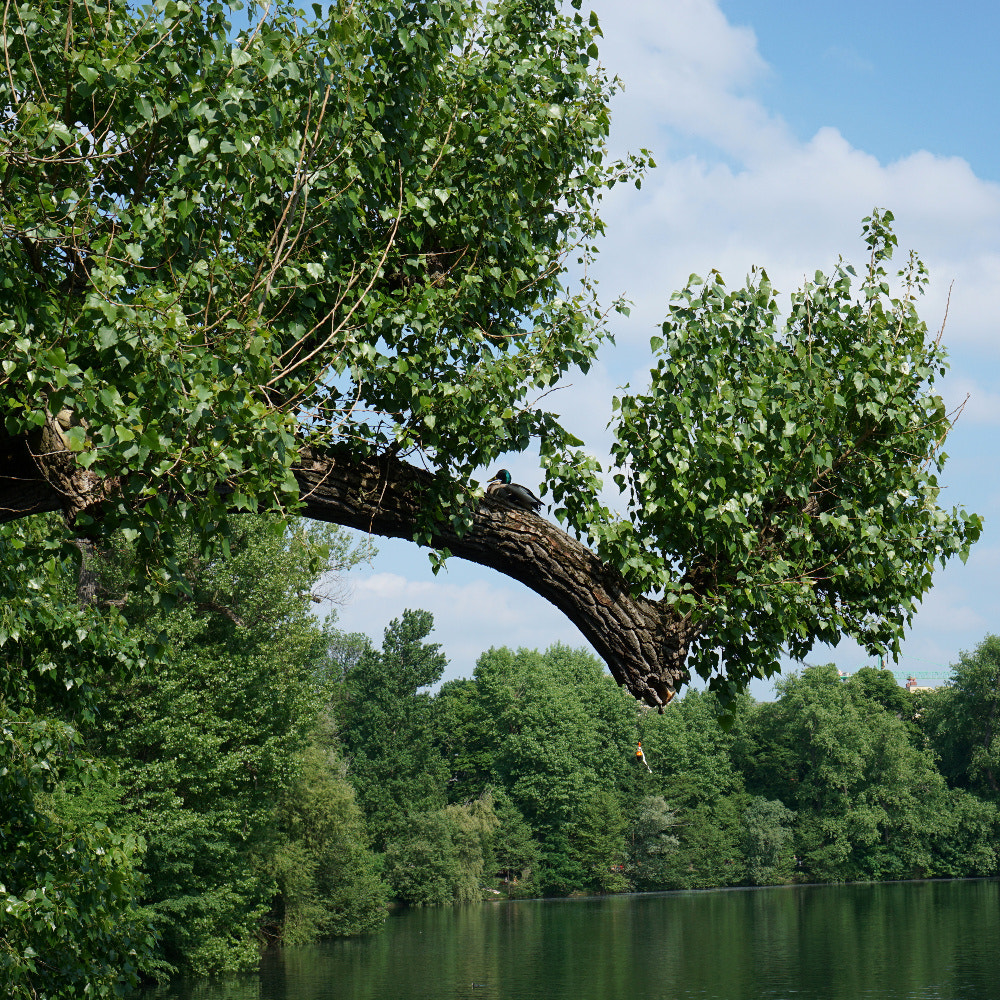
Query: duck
xmin=487 ymin=469 xmax=543 ymax=513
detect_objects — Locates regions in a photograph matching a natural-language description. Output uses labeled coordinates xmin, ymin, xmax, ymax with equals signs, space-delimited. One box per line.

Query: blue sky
xmin=328 ymin=0 xmax=1000 ymax=698
xmin=719 ymin=0 xmax=1000 ymax=185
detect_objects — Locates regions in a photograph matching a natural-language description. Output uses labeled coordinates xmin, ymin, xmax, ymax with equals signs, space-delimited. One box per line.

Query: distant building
xmin=904 ymin=676 xmax=936 ymax=693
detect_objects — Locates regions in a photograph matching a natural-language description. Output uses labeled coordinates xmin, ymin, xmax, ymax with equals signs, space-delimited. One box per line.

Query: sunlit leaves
xmin=1 ymin=0 xmax=638 ymax=580
xmin=547 ymin=213 xmax=981 ymax=699
xmin=0 ymin=519 xmax=154 ymax=998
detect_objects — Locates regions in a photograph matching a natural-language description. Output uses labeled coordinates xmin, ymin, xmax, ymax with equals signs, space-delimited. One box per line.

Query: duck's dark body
xmin=487 ymin=469 xmax=543 ymax=513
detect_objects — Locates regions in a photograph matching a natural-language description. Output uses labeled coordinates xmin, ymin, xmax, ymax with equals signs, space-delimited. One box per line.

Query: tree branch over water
xmin=1 ymin=1 xmax=979 ymax=707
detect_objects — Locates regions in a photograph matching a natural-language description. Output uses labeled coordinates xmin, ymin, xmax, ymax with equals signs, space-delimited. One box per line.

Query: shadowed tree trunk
xmin=0 ymin=431 xmax=693 ymax=707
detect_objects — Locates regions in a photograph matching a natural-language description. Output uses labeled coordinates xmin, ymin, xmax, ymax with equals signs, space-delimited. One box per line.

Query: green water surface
xmin=151 ymin=878 xmax=1000 ymax=1000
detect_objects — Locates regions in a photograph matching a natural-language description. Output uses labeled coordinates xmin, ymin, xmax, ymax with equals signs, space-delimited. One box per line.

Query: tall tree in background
xmin=742 ymin=664 xmax=995 ymax=882
xmin=86 ymin=514 xmax=373 ymax=977
xmin=0 ymin=510 xmax=386 ymax=987
xmin=740 ymin=797 xmax=796 ymax=886
xmin=627 ymin=795 xmax=680 ymax=890
xmin=0 ymin=0 xmax=979 ymax=708
xmin=383 ymin=796 xmax=499 ymax=906
xmin=337 ymin=610 xmax=450 ymax=851
xmin=633 ymin=691 xmax=748 ymax=888
xmin=468 ymin=645 xmax=636 ymax=894
xmin=922 ymin=635 xmax=1000 ymax=800
xmin=270 ymin=732 xmax=388 ymax=944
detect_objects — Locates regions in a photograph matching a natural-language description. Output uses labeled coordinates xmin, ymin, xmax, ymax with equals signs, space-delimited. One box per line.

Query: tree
xmin=468 ymin=644 xmax=636 ymax=894
xmin=0 ymin=0 xmax=979 ymax=706
xmin=489 ymin=790 xmax=541 ymax=895
xmin=434 ymin=677 xmax=496 ymax=806
xmin=743 ymin=664 xmax=992 ymax=882
xmin=627 ymin=795 xmax=679 ymax=890
xmin=922 ymin=635 xmax=1000 ymax=799
xmin=569 ymin=788 xmax=629 ymax=893
xmin=337 ymin=610 xmax=450 ymax=850
xmin=383 ymin=797 xmax=499 ymax=906
xmin=740 ymin=797 xmax=796 ymax=886
xmin=83 ymin=514 xmax=369 ymax=977
xmin=0 ymin=518 xmax=154 ymax=997
xmin=268 ymin=734 xmax=388 ymax=943
xmin=634 ymin=691 xmax=748 ymax=887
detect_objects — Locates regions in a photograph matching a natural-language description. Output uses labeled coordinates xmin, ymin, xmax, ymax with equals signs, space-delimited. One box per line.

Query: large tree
xmin=336 ymin=609 xmax=451 ymax=850
xmin=468 ymin=644 xmax=636 ymax=894
xmin=0 ymin=0 xmax=980 ymax=705
xmin=87 ymin=514 xmax=373 ymax=977
xmin=922 ymin=635 xmax=1000 ymax=799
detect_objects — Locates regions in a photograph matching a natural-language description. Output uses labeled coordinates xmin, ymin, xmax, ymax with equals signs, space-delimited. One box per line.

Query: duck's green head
xmin=491 ymin=469 xmax=512 ymax=485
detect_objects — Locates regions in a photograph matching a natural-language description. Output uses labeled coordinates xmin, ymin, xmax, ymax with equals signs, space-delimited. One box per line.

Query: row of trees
xmin=4 ymin=508 xmax=1000 ymax=994
xmin=348 ymin=619 xmax=999 ymax=900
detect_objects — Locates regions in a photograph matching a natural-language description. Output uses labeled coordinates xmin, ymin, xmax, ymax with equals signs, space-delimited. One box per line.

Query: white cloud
xmin=585 ymin=0 xmax=1000 ymax=355
xmin=822 ymin=45 xmax=875 ymax=77
xmin=595 ymin=0 xmax=788 ymax=162
xmin=328 ymin=556 xmax=590 ymax=684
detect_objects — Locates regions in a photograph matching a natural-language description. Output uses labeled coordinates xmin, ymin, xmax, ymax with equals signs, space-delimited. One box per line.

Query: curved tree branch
xmin=296 ymin=448 xmax=693 ymax=707
xmin=0 ymin=431 xmax=691 ymax=707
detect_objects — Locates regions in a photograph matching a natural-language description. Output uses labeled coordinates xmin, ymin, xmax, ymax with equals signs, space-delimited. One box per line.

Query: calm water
xmin=152 ymin=879 xmax=1000 ymax=1000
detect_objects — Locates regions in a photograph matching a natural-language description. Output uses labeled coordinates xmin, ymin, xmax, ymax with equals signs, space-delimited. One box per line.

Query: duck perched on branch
xmin=487 ymin=469 xmax=543 ymax=513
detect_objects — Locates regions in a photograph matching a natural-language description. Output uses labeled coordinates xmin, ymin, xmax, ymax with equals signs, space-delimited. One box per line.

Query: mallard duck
xmin=487 ymin=469 xmax=543 ymax=513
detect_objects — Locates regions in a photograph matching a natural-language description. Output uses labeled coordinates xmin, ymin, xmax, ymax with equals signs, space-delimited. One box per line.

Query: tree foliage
xmin=740 ymin=664 xmax=995 ymax=882
xmin=0 ymin=513 xmax=383 ymax=984
xmin=0 ymin=519 xmax=153 ymax=997
xmin=83 ymin=515 xmax=385 ymax=978
xmin=922 ymin=635 xmax=1000 ymax=799
xmin=627 ymin=795 xmax=679 ymax=890
xmin=633 ymin=690 xmax=748 ymax=888
xmin=449 ymin=644 xmax=640 ymax=894
xmin=740 ymin=797 xmax=795 ymax=886
xmin=269 ymin=734 xmax=388 ymax=943
xmin=550 ymin=212 xmax=981 ymax=697
xmin=0 ymin=1 xmax=977 ymax=707
xmin=337 ymin=609 xmax=450 ymax=851
xmin=384 ymin=796 xmax=498 ymax=906
xmin=1 ymin=0 xmax=632 ymax=556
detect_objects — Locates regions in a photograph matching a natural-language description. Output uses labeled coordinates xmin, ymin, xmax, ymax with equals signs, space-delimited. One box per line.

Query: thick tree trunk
xmin=296 ymin=449 xmax=693 ymax=706
xmin=0 ymin=435 xmax=693 ymax=707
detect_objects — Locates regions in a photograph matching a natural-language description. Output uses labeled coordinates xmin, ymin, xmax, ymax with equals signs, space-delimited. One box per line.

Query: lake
xmin=150 ymin=879 xmax=1000 ymax=1000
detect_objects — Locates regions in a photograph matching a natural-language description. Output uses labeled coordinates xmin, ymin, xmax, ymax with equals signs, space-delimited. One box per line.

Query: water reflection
xmin=150 ymin=879 xmax=1000 ymax=1000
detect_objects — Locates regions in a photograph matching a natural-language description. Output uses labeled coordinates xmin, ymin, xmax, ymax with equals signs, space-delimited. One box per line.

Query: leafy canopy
xmin=547 ymin=211 xmax=981 ymax=694
xmin=1 ymin=0 xmax=979 ymax=699
xmin=2 ymin=0 xmax=641 ymax=556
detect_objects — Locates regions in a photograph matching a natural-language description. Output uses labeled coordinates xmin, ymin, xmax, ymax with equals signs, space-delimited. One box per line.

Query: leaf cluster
xmin=547 ymin=212 xmax=981 ymax=695
xmin=1 ymin=0 xmax=641 ymax=568
xmin=0 ymin=519 xmax=153 ymax=997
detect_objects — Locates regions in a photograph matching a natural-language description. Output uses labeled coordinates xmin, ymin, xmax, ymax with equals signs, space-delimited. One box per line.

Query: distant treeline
xmin=4 ymin=516 xmax=999 ymax=989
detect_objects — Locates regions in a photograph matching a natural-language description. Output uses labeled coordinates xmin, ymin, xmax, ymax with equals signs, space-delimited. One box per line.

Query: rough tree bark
xmin=0 ymin=431 xmax=693 ymax=707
